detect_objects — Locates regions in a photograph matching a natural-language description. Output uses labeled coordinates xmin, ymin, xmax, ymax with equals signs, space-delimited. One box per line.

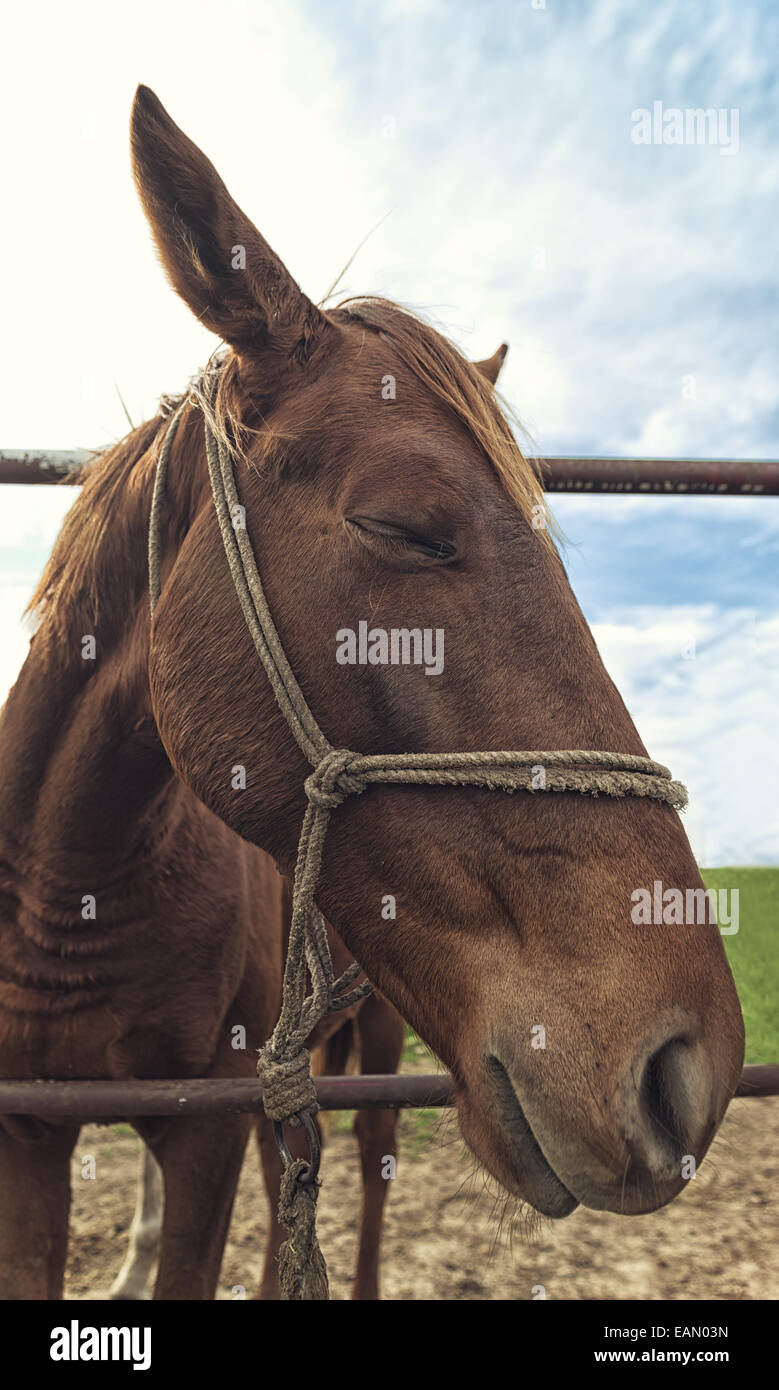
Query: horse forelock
xmin=329 ymin=296 xmax=554 ymax=543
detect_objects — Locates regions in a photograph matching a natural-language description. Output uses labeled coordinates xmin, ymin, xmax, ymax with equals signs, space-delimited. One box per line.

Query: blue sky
xmin=1 ymin=0 xmax=777 ymax=862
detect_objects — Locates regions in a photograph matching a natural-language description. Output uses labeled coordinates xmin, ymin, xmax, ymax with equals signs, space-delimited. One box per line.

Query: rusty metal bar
xmin=2 ymin=450 xmax=778 ymax=494
xmin=0 ymin=449 xmax=92 ymax=484
xmin=0 ymin=1065 xmax=773 ymax=1120
xmin=0 ymin=1074 xmax=454 ymax=1118
xmin=732 ymin=1064 xmax=779 ymax=1099
xmin=0 ymin=1074 xmax=452 ymax=1119
xmin=536 ymin=456 xmax=779 ymax=496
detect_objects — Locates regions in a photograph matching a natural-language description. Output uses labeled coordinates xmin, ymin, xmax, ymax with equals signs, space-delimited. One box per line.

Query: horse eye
xmin=346 ymin=517 xmax=456 ymax=562
xmin=410 ymin=535 xmax=456 ymax=560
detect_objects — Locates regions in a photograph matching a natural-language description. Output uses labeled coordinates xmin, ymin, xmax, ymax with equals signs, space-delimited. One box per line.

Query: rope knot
xmin=257 ymin=1044 xmax=318 ymax=1123
xmin=304 ymin=748 xmax=366 ymax=809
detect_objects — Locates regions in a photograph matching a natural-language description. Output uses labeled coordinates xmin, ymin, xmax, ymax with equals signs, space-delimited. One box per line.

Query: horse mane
xmin=25 ymin=413 xmax=168 ymax=644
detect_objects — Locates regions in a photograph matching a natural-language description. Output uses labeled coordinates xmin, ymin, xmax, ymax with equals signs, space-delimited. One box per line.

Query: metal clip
xmin=272 ymin=1111 xmax=321 ymax=1186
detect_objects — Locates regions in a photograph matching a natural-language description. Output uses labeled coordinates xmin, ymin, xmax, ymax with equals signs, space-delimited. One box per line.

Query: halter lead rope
xmin=149 ymin=371 xmax=687 ymax=1300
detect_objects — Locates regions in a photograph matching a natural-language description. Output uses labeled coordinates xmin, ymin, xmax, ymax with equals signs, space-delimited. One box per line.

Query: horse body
xmin=0 ymin=624 xmax=281 ymax=1080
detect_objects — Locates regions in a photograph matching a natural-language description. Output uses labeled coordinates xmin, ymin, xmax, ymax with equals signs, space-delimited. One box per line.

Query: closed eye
xmin=345 ymin=516 xmax=457 ymax=563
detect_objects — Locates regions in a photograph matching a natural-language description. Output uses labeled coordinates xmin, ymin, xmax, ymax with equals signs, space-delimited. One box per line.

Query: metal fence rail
xmin=537 ymin=456 xmax=779 ymax=495
xmin=0 ymin=1064 xmax=775 ymax=1120
xmin=2 ymin=450 xmax=779 ymax=494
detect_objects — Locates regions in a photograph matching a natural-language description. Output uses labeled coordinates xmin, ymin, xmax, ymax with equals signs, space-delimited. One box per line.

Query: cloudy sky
xmin=1 ymin=0 xmax=777 ymax=862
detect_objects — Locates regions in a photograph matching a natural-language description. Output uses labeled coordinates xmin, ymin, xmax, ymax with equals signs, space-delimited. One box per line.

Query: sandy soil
xmin=64 ymin=1092 xmax=778 ymax=1302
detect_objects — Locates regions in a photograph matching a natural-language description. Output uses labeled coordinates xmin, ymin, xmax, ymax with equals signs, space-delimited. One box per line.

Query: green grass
xmin=702 ymin=867 xmax=778 ymax=1064
xmin=330 ymin=1109 xmax=355 ymax=1136
xmin=399 ymin=1106 xmax=441 ymax=1158
xmin=402 ymin=1031 xmax=434 ymax=1069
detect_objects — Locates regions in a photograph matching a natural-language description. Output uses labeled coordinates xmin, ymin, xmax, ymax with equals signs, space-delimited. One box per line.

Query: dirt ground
xmin=64 ymin=1091 xmax=777 ymax=1302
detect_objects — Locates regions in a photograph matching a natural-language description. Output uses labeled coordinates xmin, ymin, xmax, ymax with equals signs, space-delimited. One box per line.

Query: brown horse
xmin=0 ymin=83 xmax=744 ymax=1299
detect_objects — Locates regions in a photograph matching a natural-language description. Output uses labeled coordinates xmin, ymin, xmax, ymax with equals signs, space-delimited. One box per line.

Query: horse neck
xmin=0 ymin=414 xmax=195 ymax=899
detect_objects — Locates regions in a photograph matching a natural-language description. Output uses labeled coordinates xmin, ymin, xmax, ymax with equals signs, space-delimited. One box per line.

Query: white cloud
xmin=551 ymin=492 xmax=779 ymax=544
xmin=0 ymin=489 xmax=75 ymax=703
xmin=0 ymin=586 xmax=36 ymax=708
xmin=625 ymin=358 xmax=779 ymax=457
xmin=0 ymin=486 xmax=77 ymax=550
xmin=592 ymin=606 xmax=779 ymax=864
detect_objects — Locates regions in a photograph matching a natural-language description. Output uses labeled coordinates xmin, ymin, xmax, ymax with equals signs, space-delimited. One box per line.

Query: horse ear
xmin=474 ymin=342 xmax=509 ymax=385
xmin=130 ymin=86 xmax=327 ymax=360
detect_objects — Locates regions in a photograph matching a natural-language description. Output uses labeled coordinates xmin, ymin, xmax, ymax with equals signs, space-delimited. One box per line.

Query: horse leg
xmin=136 ymin=1111 xmax=250 ymax=1300
xmin=351 ymin=994 xmax=405 ymax=1301
xmin=110 ymin=1142 xmax=163 ymax=1300
xmin=0 ymin=1119 xmax=80 ymax=1299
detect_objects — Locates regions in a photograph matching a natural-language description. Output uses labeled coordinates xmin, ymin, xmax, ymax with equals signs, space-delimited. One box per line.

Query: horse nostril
xmin=642 ymin=1039 xmax=696 ymax=1152
xmin=619 ymin=1030 xmax=714 ymax=1183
